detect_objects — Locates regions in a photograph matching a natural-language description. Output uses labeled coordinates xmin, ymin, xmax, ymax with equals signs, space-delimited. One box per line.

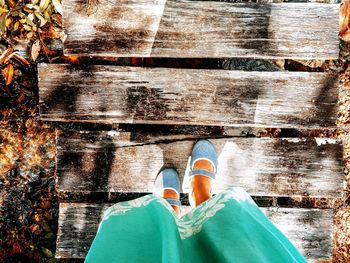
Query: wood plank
xmin=56 ymin=202 xmax=334 ymax=262
xmin=63 ymin=1 xmax=339 ymax=59
xmin=38 ymin=64 xmax=339 ymax=128
xmin=56 ymin=131 xmax=343 ymax=197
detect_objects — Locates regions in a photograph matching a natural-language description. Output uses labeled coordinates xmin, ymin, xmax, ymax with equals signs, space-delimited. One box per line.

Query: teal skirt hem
xmin=86 ymin=187 xmax=307 ymax=263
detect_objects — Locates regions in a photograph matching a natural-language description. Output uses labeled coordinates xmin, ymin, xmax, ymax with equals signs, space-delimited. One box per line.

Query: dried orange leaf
xmin=0 ymin=47 xmax=14 ymax=64
xmin=5 ymin=17 xmax=12 ymax=28
xmin=5 ymin=0 xmax=16 ymax=8
xmin=42 ymin=45 xmax=58 ymax=56
xmin=63 ymin=55 xmax=80 ymax=63
xmin=31 ymin=39 xmax=41 ymax=61
xmin=340 ymin=0 xmax=350 ymax=42
xmin=3 ymin=63 xmax=14 ymax=85
xmin=11 ymin=53 xmax=30 ymax=66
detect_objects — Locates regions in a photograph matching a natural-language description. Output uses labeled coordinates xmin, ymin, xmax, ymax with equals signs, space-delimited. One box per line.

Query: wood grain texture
xmin=56 ymin=131 xmax=343 ymax=197
xmin=56 ymin=202 xmax=334 ymax=262
xmin=62 ymin=0 xmax=339 ymax=59
xmin=38 ymin=64 xmax=339 ymax=128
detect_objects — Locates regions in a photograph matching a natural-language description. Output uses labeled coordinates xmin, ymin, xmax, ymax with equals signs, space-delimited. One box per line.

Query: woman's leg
xmin=191 ymin=159 xmax=213 ymax=206
xmin=163 ymin=189 xmax=181 ymax=217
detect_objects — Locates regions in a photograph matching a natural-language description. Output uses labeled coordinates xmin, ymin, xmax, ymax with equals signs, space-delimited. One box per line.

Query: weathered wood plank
xmin=56 ymin=131 xmax=343 ymax=197
xmin=56 ymin=202 xmax=334 ymax=262
xmin=38 ymin=64 xmax=339 ymax=128
xmin=63 ymin=1 xmax=339 ymax=59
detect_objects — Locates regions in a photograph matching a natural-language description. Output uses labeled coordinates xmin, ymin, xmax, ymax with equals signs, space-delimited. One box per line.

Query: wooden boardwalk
xmin=63 ymin=1 xmax=339 ymax=59
xmin=39 ymin=65 xmax=339 ymax=128
xmin=39 ymin=0 xmax=342 ymax=261
xmin=56 ymin=131 xmax=343 ymax=197
xmin=57 ymin=203 xmax=334 ymax=261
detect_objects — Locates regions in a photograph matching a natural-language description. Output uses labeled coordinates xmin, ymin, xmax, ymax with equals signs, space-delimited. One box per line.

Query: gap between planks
xmin=57 ymin=191 xmax=343 ymax=209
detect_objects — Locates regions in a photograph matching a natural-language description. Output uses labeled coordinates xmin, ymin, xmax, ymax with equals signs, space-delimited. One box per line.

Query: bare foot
xmin=191 ymin=159 xmax=214 ymax=206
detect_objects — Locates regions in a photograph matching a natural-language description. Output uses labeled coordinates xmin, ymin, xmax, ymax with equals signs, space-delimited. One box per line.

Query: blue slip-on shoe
xmin=187 ymin=139 xmax=218 ymax=207
xmin=189 ymin=139 xmax=218 ymax=179
xmin=153 ymin=168 xmax=181 ymax=208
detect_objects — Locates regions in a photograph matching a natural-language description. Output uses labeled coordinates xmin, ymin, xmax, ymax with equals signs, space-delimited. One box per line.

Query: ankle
xmin=163 ymin=189 xmax=180 ymax=217
xmin=191 ymin=176 xmax=212 ymax=206
xmin=171 ymin=205 xmax=180 ymax=217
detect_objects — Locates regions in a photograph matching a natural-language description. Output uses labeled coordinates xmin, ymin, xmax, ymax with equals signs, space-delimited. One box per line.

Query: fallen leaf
xmin=26 ymin=31 xmax=34 ymax=39
xmin=86 ymin=0 xmax=96 ymax=16
xmin=43 ymin=10 xmax=50 ymax=20
xmin=31 ymin=40 xmax=41 ymax=61
xmin=40 ymin=24 xmax=60 ymax=39
xmin=52 ymin=0 xmax=62 ymax=14
xmin=11 ymin=53 xmax=30 ymax=65
xmin=5 ymin=0 xmax=16 ymax=8
xmin=5 ymin=17 xmax=12 ymax=28
xmin=41 ymin=247 xmax=53 ymax=258
xmin=62 ymin=55 xmax=80 ymax=63
xmin=13 ymin=21 xmax=19 ymax=30
xmin=34 ymin=12 xmax=47 ymax=27
xmin=340 ymin=0 xmax=350 ymax=41
xmin=41 ymin=44 xmax=58 ymax=57
xmin=0 ymin=13 xmax=5 ymax=34
xmin=0 ymin=7 xmax=8 ymax=13
xmin=0 ymin=47 xmax=14 ymax=64
xmin=39 ymin=0 xmax=50 ymax=11
xmin=30 ymin=224 xmax=39 ymax=233
xmin=26 ymin=15 xmax=35 ymax=26
xmin=23 ymin=24 xmax=32 ymax=31
xmin=3 ymin=63 xmax=14 ymax=85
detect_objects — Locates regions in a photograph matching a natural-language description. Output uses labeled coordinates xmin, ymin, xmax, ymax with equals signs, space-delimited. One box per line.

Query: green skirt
xmin=85 ymin=187 xmax=306 ymax=263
